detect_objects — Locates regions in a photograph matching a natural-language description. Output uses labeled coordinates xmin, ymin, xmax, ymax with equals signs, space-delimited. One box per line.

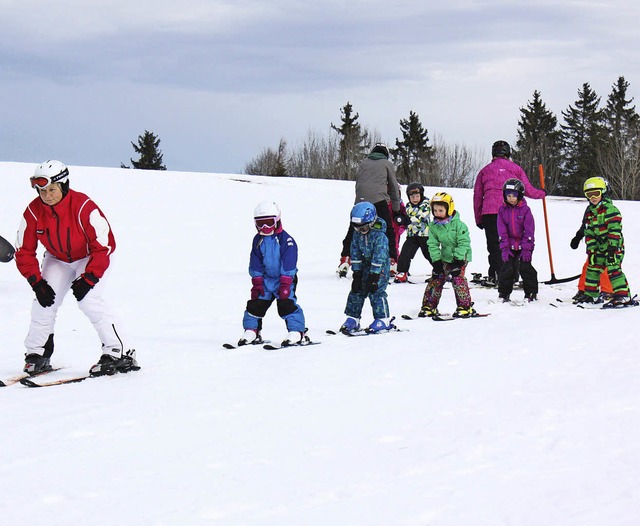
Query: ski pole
xmin=538 ymin=164 xmax=558 ymax=282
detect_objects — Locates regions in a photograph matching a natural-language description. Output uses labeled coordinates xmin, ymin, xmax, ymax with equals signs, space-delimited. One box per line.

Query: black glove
xmin=393 ymin=211 xmax=410 ymax=226
xmin=607 ymin=247 xmax=619 ymax=265
xmin=29 ymin=276 xmax=56 ymax=308
xmin=432 ymin=260 xmax=444 ymax=277
xmin=570 ymin=233 xmax=582 ymax=250
xmin=351 ymin=271 xmax=363 ymax=293
xmin=367 ymin=273 xmax=380 ymax=293
xmin=449 ymin=259 xmax=464 ymax=277
xmin=71 ymin=272 xmax=99 ymax=301
xmin=476 ymin=223 xmax=484 ymax=230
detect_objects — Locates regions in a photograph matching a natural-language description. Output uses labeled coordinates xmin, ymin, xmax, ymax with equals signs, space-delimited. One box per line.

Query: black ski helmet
xmin=406 ymin=182 xmax=425 ymax=201
xmin=492 ymin=140 xmax=511 ymax=158
xmin=503 ymin=178 xmax=525 ymax=202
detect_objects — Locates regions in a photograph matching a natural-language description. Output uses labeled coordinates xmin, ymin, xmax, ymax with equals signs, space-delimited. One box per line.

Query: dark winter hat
xmin=492 ymin=140 xmax=511 ymax=158
xmin=370 ymin=143 xmax=390 ymax=158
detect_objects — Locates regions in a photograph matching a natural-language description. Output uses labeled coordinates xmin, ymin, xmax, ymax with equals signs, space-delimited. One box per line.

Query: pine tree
xmin=129 ymin=130 xmax=166 ymax=170
xmin=513 ymin=91 xmax=563 ymax=194
xmin=599 ymin=76 xmax=640 ymax=199
xmin=393 ymin=111 xmax=435 ymax=185
xmin=244 ymin=138 xmax=289 ymax=177
xmin=560 ymin=83 xmax=606 ymax=196
xmin=331 ymin=102 xmax=368 ymax=180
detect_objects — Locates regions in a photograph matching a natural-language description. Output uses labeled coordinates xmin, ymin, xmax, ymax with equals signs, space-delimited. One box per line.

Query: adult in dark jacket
xmin=337 ymin=143 xmax=402 ymax=276
xmin=473 ymin=140 xmax=545 ymax=283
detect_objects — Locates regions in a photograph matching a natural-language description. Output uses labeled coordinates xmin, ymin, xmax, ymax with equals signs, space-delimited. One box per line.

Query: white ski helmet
xmin=31 ymin=160 xmax=70 ymax=196
xmin=253 ymin=201 xmax=281 ymax=235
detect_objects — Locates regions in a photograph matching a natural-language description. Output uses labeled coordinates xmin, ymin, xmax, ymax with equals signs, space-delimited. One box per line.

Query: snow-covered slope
xmin=1 ymin=161 xmax=639 ymax=525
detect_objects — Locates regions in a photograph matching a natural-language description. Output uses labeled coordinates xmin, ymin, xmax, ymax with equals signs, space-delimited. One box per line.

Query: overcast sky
xmin=2 ymin=0 xmax=639 ymax=174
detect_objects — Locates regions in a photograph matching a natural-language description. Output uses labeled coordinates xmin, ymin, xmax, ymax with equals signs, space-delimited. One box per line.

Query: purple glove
xmin=278 ymin=275 xmax=293 ymax=298
xmin=250 ymin=276 xmax=264 ymax=300
xmin=502 ymin=249 xmax=513 ymax=262
xmin=520 ymin=250 xmax=532 ymax=262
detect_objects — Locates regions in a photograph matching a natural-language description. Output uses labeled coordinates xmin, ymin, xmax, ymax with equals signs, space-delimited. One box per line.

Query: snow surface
xmin=1 ymin=161 xmax=639 ymax=526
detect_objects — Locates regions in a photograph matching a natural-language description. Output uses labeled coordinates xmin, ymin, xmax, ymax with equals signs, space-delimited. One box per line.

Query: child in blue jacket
xmin=239 ymin=201 xmax=308 ymax=347
xmin=340 ymin=202 xmax=394 ymax=334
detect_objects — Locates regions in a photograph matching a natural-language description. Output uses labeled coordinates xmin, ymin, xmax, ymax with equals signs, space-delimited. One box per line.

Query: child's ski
xmin=263 ymin=341 xmax=321 ymax=351
xmin=222 ymin=339 xmax=270 ymax=350
xmin=432 ymin=313 xmax=491 ymax=321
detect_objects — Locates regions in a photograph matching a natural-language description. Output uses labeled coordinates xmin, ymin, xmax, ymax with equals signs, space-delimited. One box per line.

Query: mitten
xmin=250 ymin=276 xmax=264 ymax=300
xmin=502 ymin=249 xmax=514 ymax=262
xmin=432 ymin=260 xmax=444 ymax=277
xmin=29 ymin=276 xmax=56 ymax=308
xmin=570 ymin=234 xmax=582 ymax=250
xmin=449 ymin=259 xmax=464 ymax=277
xmin=351 ymin=271 xmax=363 ymax=293
xmin=71 ymin=272 xmax=99 ymax=301
xmin=367 ymin=273 xmax=380 ymax=293
xmin=520 ymin=250 xmax=532 ymax=262
xmin=278 ymin=275 xmax=293 ymax=298
xmin=393 ymin=211 xmax=410 ymax=226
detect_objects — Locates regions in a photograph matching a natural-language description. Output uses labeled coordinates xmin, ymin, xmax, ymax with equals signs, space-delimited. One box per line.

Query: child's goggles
xmin=585 ymin=189 xmax=602 ymax=199
xmin=255 ymin=216 xmax=278 ymax=232
xmin=352 ymin=222 xmax=372 ymax=234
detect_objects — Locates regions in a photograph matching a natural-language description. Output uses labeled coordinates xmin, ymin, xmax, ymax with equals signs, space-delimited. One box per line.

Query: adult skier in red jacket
xmin=15 ymin=160 xmax=139 ymax=377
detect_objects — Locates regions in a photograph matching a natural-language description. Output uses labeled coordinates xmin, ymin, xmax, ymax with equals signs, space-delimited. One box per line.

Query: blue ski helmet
xmin=350 ymin=201 xmax=377 ymax=233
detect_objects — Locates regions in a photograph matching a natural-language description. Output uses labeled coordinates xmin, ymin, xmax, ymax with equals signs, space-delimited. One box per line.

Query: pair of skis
xmin=401 ymin=312 xmax=491 ymax=322
xmin=222 ymin=339 xmax=321 ymax=351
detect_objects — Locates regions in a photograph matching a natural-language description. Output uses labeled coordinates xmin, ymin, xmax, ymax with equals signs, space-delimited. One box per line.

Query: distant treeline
xmin=244 ymin=76 xmax=640 ymax=200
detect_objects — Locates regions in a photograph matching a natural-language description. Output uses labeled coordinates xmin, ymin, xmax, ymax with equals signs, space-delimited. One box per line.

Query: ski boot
xmin=390 ymin=259 xmax=398 ymax=277
xmin=89 ymin=350 xmax=140 ymax=377
xmin=499 ymin=294 xmax=510 ymax=303
xmin=281 ymin=330 xmax=310 ymax=347
xmin=453 ymin=304 xmax=477 ymax=318
xmin=602 ymin=294 xmax=638 ymax=309
xmin=337 ymin=256 xmax=351 ymax=278
xmin=525 ymin=293 xmax=537 ymax=302
xmin=573 ymin=294 xmax=603 ymax=305
xmin=418 ymin=306 xmax=439 ymax=318
xmin=394 ymin=272 xmax=408 ymax=283
xmin=339 ymin=317 xmax=360 ymax=335
xmin=23 ymin=353 xmax=53 ymax=375
xmin=367 ymin=318 xmax=395 ymax=333
xmin=237 ymin=329 xmax=262 ymax=346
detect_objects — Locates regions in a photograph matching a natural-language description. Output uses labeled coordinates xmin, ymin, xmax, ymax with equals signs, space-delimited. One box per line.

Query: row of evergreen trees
xmin=245 ymin=76 xmax=640 ymax=200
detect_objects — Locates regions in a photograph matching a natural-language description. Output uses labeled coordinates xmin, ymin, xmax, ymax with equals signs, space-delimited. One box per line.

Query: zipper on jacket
xmin=50 ymin=207 xmax=73 ymax=262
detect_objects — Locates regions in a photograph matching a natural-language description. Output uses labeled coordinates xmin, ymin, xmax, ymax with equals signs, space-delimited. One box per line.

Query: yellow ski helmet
xmin=431 ymin=192 xmax=455 ymax=217
xmin=583 ymin=177 xmax=608 ymax=196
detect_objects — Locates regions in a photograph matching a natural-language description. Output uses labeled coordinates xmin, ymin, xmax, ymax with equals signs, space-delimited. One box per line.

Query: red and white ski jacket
xmin=15 ymin=189 xmax=116 ymax=282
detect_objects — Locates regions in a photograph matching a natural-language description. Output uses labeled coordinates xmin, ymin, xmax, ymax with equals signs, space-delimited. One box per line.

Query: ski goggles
xmin=255 ymin=216 xmax=278 ymax=233
xmin=30 ymin=170 xmax=68 ymax=190
xmin=585 ymin=189 xmax=602 ymax=199
xmin=352 ymin=222 xmax=372 ymax=234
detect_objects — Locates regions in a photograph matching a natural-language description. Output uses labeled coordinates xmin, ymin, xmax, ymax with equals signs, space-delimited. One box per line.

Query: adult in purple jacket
xmin=473 ymin=140 xmax=545 ymax=282
xmin=497 ymin=179 xmax=538 ymax=302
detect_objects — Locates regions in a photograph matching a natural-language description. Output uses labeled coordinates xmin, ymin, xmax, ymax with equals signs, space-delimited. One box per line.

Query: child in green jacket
xmin=419 ymin=192 xmax=476 ymax=318
xmin=578 ymin=176 xmax=636 ymax=308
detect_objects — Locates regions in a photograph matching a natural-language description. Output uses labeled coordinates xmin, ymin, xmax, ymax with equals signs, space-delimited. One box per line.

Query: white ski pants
xmin=25 ymin=252 xmax=126 ymax=358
